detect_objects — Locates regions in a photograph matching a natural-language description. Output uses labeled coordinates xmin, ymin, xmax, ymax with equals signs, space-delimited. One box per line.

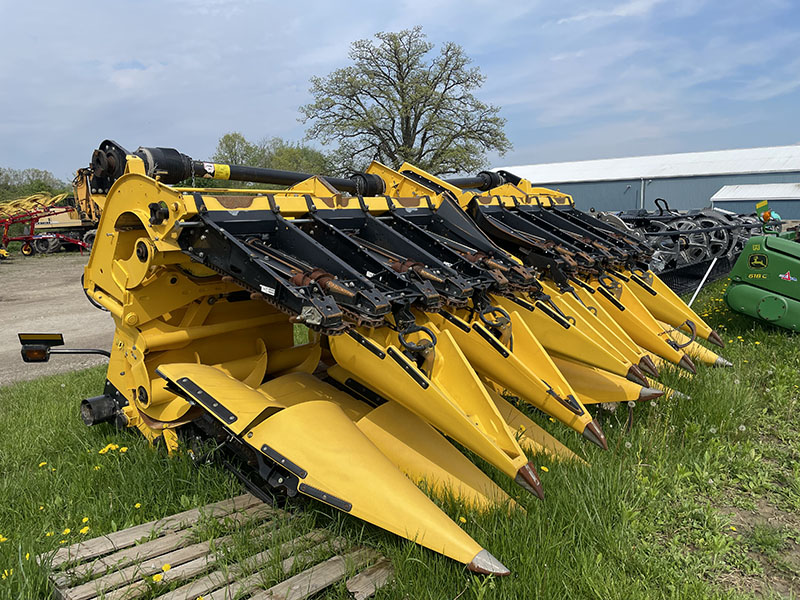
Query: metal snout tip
xmin=638 ymin=386 xmax=664 ymax=401
xmin=708 ymin=330 xmax=725 ymax=348
xmin=677 ymin=354 xmax=697 ymax=374
xmin=639 ymin=356 xmax=660 ymax=378
xmin=626 ymin=364 xmax=648 ymax=386
xmin=468 ymin=549 xmax=511 ymax=576
xmin=582 ymin=419 xmax=608 ymax=450
xmin=515 ymin=462 xmax=544 ymax=501
xmin=714 ymin=356 xmax=733 ymax=368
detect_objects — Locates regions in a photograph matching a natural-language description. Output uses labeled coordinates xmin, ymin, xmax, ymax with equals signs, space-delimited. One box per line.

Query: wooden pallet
xmin=38 ymin=493 xmax=393 ymax=600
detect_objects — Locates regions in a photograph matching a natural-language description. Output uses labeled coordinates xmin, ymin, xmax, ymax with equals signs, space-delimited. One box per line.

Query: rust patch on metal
xmin=216 ymin=196 xmax=256 ymax=210
xmin=394 ymin=196 xmax=424 ymax=208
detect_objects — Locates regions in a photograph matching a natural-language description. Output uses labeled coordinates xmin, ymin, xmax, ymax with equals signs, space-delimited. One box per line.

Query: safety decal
xmin=779 ymin=271 xmax=797 ymax=282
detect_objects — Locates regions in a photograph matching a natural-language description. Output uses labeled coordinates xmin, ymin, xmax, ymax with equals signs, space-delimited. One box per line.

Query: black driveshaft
xmin=187 ymin=159 xmax=385 ymax=196
xmin=444 ymin=171 xmax=505 ymax=191
xmin=90 ymin=140 xmax=384 ymax=196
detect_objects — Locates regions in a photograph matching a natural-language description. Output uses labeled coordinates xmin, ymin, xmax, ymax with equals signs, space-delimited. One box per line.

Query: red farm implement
xmin=0 ymin=193 xmax=91 ymax=256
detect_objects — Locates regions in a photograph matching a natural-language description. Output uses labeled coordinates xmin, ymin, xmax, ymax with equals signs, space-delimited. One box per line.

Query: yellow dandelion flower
xmin=80 ymin=526 xmax=89 ymax=535
xmin=458 ymin=516 xmax=466 ymax=523
xmin=59 ymin=540 xmax=66 ymax=544
xmin=39 ymin=506 xmax=44 ymax=511
xmin=120 ymin=447 xmax=128 ymax=453
xmin=62 ymin=528 xmax=70 ymax=535
xmin=0 ymin=535 xmax=7 ymax=543
xmin=50 ymin=468 xmax=55 ymax=472
xmin=38 ymin=461 xmax=47 ymax=468
xmin=730 ymin=525 xmax=737 ymax=531
xmin=754 ymin=341 xmax=760 ymax=345
xmin=548 ymin=417 xmax=555 ymax=422
xmin=82 ymin=517 xmax=89 ymax=523
xmin=94 ymin=465 xmax=101 ymax=471
xmin=152 ymin=573 xmax=163 ymax=583
xmin=541 ymin=466 xmax=549 ymax=472
xmin=110 ymin=444 xmax=119 ymax=451
xmin=45 ymin=531 xmax=54 ymax=537
xmin=25 ymin=553 xmax=30 ymax=561
xmin=161 ymin=564 xmax=171 ymax=572
xmin=134 ymin=503 xmax=141 ymax=509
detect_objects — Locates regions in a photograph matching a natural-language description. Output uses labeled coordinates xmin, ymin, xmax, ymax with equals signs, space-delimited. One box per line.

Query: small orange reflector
xmin=21 ymin=345 xmax=50 ymax=363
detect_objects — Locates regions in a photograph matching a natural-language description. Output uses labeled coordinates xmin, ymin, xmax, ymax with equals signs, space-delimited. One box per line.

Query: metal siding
xmin=542 ymin=180 xmax=642 ymax=212
xmin=711 ymin=183 xmax=800 ymax=201
xmin=711 ymin=199 xmax=800 ymax=220
xmin=540 ymin=172 xmax=800 ymax=213
xmin=499 ymin=144 xmax=800 ymax=183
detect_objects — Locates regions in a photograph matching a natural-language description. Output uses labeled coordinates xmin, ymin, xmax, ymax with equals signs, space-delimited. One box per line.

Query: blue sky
xmin=1 ymin=0 xmax=798 ymax=179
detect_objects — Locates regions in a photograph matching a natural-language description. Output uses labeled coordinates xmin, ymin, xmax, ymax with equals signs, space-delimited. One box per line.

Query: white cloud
xmin=556 ymin=0 xmax=665 ymax=24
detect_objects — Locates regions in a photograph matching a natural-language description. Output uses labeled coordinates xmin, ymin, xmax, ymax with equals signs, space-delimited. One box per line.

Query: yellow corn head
xmin=22 ymin=141 xmax=731 ymax=574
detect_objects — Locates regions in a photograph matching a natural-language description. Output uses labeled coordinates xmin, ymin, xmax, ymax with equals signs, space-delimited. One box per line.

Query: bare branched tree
xmin=300 ymin=26 xmax=511 ymax=176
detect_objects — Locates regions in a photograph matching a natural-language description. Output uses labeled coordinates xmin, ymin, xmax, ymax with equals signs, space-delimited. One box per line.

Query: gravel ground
xmin=0 ymin=253 xmax=114 ymax=386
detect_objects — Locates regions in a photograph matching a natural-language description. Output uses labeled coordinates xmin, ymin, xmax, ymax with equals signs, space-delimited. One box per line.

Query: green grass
xmin=1 ymin=279 xmax=799 ymax=599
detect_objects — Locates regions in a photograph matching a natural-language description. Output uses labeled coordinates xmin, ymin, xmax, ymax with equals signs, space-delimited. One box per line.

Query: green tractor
xmin=725 ymin=202 xmax=800 ymax=331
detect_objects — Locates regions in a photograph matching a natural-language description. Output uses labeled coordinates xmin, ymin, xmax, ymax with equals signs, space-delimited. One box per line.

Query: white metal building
xmin=497 ymin=145 xmax=800 ymax=215
xmin=711 ymin=183 xmax=800 ymax=218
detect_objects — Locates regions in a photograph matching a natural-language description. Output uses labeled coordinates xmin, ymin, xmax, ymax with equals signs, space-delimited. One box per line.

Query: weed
xmin=0 ymin=280 xmax=798 ymax=599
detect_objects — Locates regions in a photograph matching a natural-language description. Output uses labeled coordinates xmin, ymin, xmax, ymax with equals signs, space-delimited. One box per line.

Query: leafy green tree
xmin=0 ymin=167 xmax=67 ymax=202
xmin=212 ymin=132 xmax=265 ymax=166
xmin=260 ymin=138 xmax=332 ymax=174
xmin=300 ymin=26 xmax=511 ymax=176
xmin=190 ymin=133 xmax=332 ymax=188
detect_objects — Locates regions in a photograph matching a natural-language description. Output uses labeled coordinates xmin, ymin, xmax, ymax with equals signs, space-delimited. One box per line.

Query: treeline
xmin=0 ymin=167 xmax=68 ymax=202
xmin=189 ymin=133 xmax=334 ymax=188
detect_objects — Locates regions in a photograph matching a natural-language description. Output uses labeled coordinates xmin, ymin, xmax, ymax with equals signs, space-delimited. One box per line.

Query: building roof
xmin=711 ymin=183 xmax=800 ymax=202
xmin=497 ymin=145 xmax=800 ymax=184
